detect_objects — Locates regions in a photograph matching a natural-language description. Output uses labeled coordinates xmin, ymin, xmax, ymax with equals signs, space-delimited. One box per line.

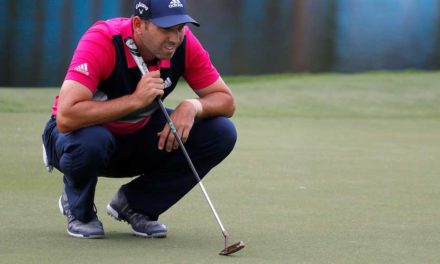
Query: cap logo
xmin=136 ymin=2 xmax=149 ymax=14
xmin=168 ymin=0 xmax=183 ymax=8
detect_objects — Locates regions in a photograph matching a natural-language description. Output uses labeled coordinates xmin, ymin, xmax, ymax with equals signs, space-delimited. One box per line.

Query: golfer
xmin=41 ymin=0 xmax=236 ymax=238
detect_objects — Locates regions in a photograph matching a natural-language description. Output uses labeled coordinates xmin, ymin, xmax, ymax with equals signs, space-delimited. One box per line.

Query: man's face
xmin=135 ymin=19 xmax=185 ymax=61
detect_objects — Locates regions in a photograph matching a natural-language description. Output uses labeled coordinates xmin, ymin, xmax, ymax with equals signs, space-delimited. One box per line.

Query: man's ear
xmin=132 ymin=16 xmax=145 ymax=35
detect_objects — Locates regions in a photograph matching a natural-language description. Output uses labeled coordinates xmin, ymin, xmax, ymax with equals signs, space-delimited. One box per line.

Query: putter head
xmin=219 ymin=241 xmax=245 ymax=256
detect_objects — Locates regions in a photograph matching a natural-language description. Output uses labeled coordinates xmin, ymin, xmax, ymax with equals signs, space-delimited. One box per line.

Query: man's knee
xmin=194 ymin=117 xmax=237 ymax=158
xmin=58 ymin=126 xmax=115 ymax=179
xmin=214 ymin=117 xmax=237 ymax=155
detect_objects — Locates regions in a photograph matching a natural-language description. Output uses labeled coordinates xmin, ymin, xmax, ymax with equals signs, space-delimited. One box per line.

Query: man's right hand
xmin=131 ymin=70 xmax=165 ymax=108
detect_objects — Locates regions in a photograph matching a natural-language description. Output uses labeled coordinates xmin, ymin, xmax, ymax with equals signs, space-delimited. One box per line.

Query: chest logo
xmin=164 ymin=77 xmax=172 ymax=89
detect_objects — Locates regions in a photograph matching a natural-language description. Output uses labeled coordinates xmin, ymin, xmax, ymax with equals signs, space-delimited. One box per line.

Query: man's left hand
xmin=157 ymin=100 xmax=198 ymax=152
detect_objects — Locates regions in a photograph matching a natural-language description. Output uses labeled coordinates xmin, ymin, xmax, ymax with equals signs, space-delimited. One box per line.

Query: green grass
xmin=1 ymin=71 xmax=440 ymax=263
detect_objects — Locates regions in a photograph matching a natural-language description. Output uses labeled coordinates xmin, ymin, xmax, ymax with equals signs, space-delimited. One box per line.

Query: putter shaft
xmin=156 ymin=98 xmax=228 ymax=237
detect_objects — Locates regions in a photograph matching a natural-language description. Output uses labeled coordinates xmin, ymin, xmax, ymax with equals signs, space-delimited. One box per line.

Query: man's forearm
xmin=57 ymin=94 xmax=142 ymax=133
xmin=196 ymin=92 xmax=236 ymax=118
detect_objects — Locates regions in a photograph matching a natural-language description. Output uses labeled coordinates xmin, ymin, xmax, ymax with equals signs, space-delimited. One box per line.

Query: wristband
xmin=185 ymin=99 xmax=203 ymax=116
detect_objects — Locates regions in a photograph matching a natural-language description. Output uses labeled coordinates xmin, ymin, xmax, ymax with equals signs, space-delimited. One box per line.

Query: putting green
xmin=1 ymin=71 xmax=439 ymax=263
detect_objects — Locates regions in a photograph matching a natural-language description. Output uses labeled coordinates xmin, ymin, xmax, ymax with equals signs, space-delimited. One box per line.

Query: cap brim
xmin=150 ymin=14 xmax=200 ymax=28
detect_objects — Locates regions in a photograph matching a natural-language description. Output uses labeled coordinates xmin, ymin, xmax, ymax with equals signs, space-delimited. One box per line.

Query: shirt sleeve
xmin=65 ymin=24 xmax=115 ymax=93
xmin=182 ymin=27 xmax=220 ymax=90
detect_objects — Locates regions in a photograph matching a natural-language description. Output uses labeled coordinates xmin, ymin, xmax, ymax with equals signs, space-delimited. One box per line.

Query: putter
xmin=125 ymin=37 xmax=245 ymax=256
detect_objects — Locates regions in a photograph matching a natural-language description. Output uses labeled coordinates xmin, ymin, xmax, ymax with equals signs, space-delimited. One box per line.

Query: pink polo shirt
xmin=53 ymin=18 xmax=219 ymax=135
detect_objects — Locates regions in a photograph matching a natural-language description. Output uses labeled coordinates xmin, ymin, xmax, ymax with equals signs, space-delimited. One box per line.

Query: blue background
xmin=0 ymin=0 xmax=439 ymax=86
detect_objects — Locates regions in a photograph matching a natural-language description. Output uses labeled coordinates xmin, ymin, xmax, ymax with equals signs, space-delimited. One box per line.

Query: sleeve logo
xmin=74 ymin=63 xmax=89 ymax=76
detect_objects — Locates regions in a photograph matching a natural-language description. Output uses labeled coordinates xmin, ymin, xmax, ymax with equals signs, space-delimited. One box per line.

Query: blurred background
xmin=0 ymin=0 xmax=439 ymax=87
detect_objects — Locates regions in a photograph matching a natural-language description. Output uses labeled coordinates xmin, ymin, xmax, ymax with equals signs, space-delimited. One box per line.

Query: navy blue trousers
xmin=42 ymin=109 xmax=237 ymax=222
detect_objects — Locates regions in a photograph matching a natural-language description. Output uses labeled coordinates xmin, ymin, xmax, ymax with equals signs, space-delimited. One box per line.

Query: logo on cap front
xmin=136 ymin=1 xmax=149 ymax=14
xmin=169 ymin=0 xmax=183 ymax=8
